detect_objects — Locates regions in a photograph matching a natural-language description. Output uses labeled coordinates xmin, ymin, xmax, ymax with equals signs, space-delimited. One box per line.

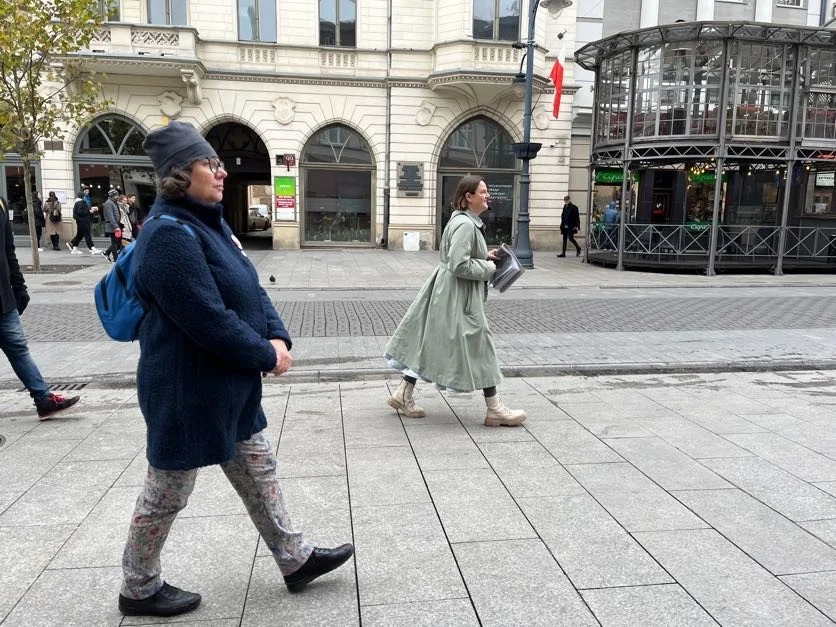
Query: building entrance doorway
xmin=205 ymin=122 xmax=272 ymax=248
xmin=436 ymin=116 xmax=518 ymax=247
xmin=1 ymin=163 xmax=41 ymax=236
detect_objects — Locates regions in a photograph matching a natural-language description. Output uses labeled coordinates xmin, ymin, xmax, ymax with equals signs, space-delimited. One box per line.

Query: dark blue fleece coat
xmin=132 ymin=195 xmax=289 ymax=470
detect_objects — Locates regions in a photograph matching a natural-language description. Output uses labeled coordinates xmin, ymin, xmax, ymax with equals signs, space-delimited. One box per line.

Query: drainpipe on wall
xmin=381 ymin=0 xmax=393 ymax=249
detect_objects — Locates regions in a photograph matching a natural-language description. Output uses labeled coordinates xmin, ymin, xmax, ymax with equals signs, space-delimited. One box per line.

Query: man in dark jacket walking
xmin=558 ymin=194 xmax=582 ymax=257
xmin=0 ymin=197 xmax=81 ymax=419
xmin=68 ymin=186 xmax=102 ymax=255
xmin=102 ymin=189 xmax=122 ymax=261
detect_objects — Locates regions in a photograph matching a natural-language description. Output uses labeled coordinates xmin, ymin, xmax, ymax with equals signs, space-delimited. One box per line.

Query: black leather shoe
xmin=284 ymin=544 xmax=354 ymax=593
xmin=118 ymin=582 xmax=201 ymax=617
xmin=557 ymin=253 xmax=566 ymax=258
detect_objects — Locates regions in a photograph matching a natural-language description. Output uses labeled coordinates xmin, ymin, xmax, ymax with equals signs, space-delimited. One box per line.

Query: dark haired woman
xmin=118 ymin=121 xmax=353 ymax=618
xmin=384 ymin=174 xmax=526 ymax=427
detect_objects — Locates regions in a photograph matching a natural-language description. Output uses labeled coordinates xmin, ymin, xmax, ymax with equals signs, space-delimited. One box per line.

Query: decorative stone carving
xmin=180 ymin=69 xmax=202 ymax=105
xmin=415 ymin=101 xmax=437 ymax=127
xmin=132 ymin=29 xmax=179 ymax=47
xmin=157 ymin=91 xmax=183 ymax=119
xmin=272 ymin=97 xmax=296 ymax=125
xmin=533 ymin=107 xmax=551 ymax=130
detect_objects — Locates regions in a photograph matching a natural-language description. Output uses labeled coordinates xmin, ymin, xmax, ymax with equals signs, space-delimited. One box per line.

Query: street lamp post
xmin=512 ymin=0 xmax=572 ymax=269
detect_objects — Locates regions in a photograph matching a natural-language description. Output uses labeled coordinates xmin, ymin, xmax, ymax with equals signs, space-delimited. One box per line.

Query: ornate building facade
xmin=3 ymin=0 xmax=576 ymax=251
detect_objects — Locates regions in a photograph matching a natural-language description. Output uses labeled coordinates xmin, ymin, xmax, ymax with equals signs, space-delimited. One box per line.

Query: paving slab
xmin=351 ymin=503 xmax=466 ymax=606
xmin=779 ymin=571 xmax=836 ymax=622
xmin=242 ymin=555 xmax=358 ymax=626
xmin=634 ymin=528 xmax=832 ymax=626
xmin=580 ymin=584 xmax=718 ymax=627
xmin=346 ymin=445 xmax=430 ymax=507
xmin=723 ymin=432 xmax=836 ymax=482
xmin=360 ymin=598 xmax=478 ymax=626
xmin=0 ymin=566 xmax=123 ymax=627
xmin=700 ymin=457 xmax=836 ymax=522
xmin=672 ymin=488 xmax=836 ymax=575
xmin=605 ymin=437 xmax=731 ymax=491
xmin=566 ymin=462 xmax=708 ymax=532
xmin=518 ymin=494 xmax=673 ymax=589
xmin=525 ymin=420 xmax=624 ymax=465
xmin=478 ymin=440 xmax=586 ymax=499
xmin=801 ymin=519 xmax=836 ymax=549
xmin=0 ymin=524 xmax=76 ymax=622
xmin=453 ymin=539 xmax=597 ymax=625
xmin=422 ymin=468 xmax=535 ymax=543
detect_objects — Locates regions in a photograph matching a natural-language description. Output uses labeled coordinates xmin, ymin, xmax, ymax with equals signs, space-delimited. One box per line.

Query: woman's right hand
xmin=269 ymin=339 xmax=293 ymax=375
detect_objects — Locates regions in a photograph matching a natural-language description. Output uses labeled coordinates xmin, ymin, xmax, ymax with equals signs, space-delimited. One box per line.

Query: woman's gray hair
xmin=156 ymin=163 xmax=193 ymax=198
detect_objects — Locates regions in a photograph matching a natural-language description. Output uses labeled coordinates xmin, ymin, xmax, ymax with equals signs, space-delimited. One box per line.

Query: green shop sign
xmin=595 ymin=169 xmax=623 ymax=184
xmin=594 ymin=169 xmax=641 ymax=185
xmin=688 ymin=172 xmax=729 ymax=185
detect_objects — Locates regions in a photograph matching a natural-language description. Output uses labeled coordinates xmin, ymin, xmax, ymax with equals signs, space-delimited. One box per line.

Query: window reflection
xmin=238 ymin=0 xmax=276 ymax=42
xmin=473 ymin=0 xmax=519 ymax=41
xmin=147 ymin=0 xmax=187 ymax=25
xmin=320 ymin=0 xmax=355 ymax=47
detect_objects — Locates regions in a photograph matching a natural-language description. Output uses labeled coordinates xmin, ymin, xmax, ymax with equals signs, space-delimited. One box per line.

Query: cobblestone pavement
xmin=19 ymin=294 xmax=836 ymax=341
xmin=0 ymin=371 xmax=835 ymax=625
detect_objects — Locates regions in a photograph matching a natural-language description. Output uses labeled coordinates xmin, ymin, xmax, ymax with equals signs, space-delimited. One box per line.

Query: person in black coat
xmin=558 ymin=195 xmax=582 ymax=257
xmin=0 ymin=196 xmax=80 ymax=418
xmin=118 ymin=122 xmax=353 ymax=619
xmin=67 ymin=186 xmax=102 ymax=255
xmin=31 ymin=189 xmax=45 ymax=251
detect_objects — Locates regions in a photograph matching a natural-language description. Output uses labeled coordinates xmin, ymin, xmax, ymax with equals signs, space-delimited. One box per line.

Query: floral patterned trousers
xmin=121 ymin=430 xmax=314 ymax=600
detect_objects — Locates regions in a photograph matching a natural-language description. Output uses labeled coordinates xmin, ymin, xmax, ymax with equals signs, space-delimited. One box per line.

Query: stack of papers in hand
xmin=489 ymin=243 xmax=525 ymax=293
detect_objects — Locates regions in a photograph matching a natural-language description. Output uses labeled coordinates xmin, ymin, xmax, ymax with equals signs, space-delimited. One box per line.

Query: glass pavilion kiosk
xmin=575 ymin=21 xmax=836 ymax=274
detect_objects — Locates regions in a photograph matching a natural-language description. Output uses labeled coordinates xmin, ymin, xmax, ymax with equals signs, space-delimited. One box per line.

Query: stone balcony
xmin=428 ymin=40 xmax=550 ymax=99
xmin=75 ymin=23 xmax=201 ymax=78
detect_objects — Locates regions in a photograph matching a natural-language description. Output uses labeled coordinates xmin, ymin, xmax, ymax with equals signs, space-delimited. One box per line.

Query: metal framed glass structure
xmin=576 ymin=21 xmax=836 ymax=274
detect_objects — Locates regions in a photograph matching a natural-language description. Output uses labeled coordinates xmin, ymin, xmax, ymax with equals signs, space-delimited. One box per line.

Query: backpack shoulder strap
xmin=153 ymin=214 xmax=197 ymax=238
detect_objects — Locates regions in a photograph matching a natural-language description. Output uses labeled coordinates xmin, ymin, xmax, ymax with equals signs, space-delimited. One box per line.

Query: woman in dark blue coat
xmin=118 ymin=122 xmax=353 ymax=618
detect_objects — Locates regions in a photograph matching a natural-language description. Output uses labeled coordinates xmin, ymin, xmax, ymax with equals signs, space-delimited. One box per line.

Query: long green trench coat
xmin=384 ymin=210 xmax=502 ymax=392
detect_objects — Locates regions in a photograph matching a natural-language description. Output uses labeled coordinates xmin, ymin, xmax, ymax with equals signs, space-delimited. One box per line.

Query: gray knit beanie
xmin=142 ymin=121 xmax=217 ymax=179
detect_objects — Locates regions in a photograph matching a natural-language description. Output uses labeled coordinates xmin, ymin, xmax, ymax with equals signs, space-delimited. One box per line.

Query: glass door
xmin=2 ymin=164 xmax=41 ymax=236
xmin=438 ymin=173 xmax=517 ymax=247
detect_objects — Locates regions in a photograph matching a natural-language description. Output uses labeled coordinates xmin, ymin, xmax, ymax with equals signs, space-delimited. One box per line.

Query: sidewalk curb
xmin=10 ymin=358 xmax=836 ymax=390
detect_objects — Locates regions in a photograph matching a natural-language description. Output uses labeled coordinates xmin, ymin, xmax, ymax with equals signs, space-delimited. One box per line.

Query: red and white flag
xmin=550 ymin=43 xmax=567 ymax=119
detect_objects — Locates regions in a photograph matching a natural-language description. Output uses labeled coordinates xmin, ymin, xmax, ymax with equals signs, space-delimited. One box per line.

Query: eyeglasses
xmin=204 ymin=157 xmax=225 ymax=174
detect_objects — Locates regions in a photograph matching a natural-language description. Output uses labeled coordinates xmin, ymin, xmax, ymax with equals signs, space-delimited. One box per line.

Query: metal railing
xmin=589 ymin=223 xmax=836 ymax=263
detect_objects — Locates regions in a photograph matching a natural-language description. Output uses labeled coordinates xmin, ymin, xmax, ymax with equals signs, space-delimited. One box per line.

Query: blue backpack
xmin=94 ymin=214 xmax=196 ymax=341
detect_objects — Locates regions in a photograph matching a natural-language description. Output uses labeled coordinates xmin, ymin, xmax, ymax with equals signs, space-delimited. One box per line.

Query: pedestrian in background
xmin=67 ymin=186 xmax=102 ymax=255
xmin=126 ymin=193 xmax=140 ymax=233
xmin=118 ymin=121 xmax=353 ymax=618
xmin=0 ymin=196 xmax=81 ymax=419
xmin=117 ymin=194 xmax=133 ymax=248
xmin=102 ymin=189 xmax=121 ymax=262
xmin=31 ymin=189 xmax=45 ymax=251
xmin=384 ymin=174 xmax=527 ymax=427
xmin=558 ymin=194 xmax=581 ymax=258
xmin=43 ymin=192 xmax=63 ymax=251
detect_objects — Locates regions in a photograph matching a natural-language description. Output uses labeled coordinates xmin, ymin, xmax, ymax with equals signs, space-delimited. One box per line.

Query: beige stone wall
xmin=35 ymin=0 xmax=577 ymax=251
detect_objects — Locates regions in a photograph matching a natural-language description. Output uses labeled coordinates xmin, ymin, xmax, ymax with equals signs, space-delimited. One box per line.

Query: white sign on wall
xmin=816 ymin=171 xmax=835 ymax=187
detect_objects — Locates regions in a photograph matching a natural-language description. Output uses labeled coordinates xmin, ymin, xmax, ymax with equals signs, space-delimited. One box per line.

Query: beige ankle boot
xmin=484 ymin=394 xmax=526 ymax=427
xmin=387 ymin=380 xmax=425 ymax=418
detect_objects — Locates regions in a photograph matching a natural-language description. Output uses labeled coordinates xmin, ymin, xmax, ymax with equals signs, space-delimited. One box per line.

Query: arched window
xmin=74 ymin=115 xmax=154 ymax=228
xmin=439 ymin=116 xmax=516 ymax=170
xmin=303 ymin=124 xmax=372 ymax=165
xmin=76 ymin=117 xmax=147 ymax=156
xmin=301 ymin=124 xmax=374 ymax=244
xmin=438 ymin=116 xmax=518 ymax=245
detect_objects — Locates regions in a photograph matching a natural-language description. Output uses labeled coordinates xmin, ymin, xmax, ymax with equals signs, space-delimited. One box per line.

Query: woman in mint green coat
xmin=384 ymin=175 xmax=526 ymax=427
